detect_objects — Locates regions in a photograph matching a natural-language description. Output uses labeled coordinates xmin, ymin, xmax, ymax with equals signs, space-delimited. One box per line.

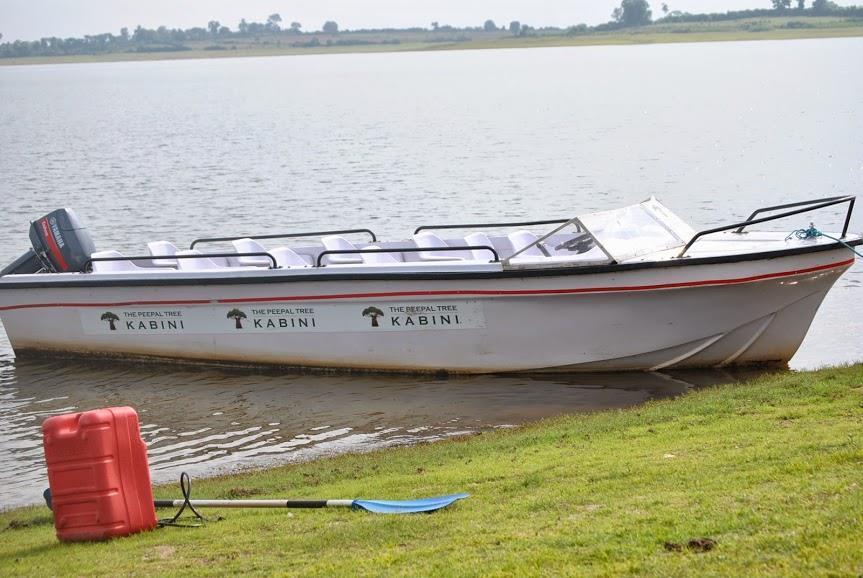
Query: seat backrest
xmin=146 ymin=240 xmax=180 ymax=267
xmin=464 ymin=232 xmax=497 ymax=261
xmin=320 ymin=236 xmax=363 ymax=264
xmin=231 ymin=238 xmax=272 ymax=267
xmin=270 ymin=246 xmax=309 ymax=268
xmin=414 ymin=231 xmax=448 ymax=249
xmin=412 ymin=231 xmax=465 ymax=261
xmin=91 ymin=250 xmax=143 ymax=273
xmin=508 ymin=230 xmax=546 ymax=257
xmin=232 ymin=238 xmax=267 ymax=253
xmin=361 ymin=245 xmax=399 ymax=264
xmin=321 ymin=235 xmax=356 ymax=252
xmin=175 ymin=249 xmax=224 ymax=271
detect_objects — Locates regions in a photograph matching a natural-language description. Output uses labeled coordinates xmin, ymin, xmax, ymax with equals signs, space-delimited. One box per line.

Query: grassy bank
xmin=2 ymin=16 xmax=862 ymax=66
xmin=1 ymin=364 xmax=861 ymax=576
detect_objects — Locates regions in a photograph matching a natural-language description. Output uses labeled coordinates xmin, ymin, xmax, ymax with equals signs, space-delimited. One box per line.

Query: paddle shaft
xmin=154 ymin=499 xmax=354 ymax=508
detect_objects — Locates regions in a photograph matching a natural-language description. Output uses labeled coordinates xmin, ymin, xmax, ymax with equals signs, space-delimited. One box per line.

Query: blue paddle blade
xmin=352 ymin=493 xmax=469 ymax=514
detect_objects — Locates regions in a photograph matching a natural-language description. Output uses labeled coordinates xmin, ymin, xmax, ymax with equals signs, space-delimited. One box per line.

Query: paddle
xmin=153 ymin=493 xmax=470 ymax=514
xmin=44 ymin=472 xmax=469 ymax=516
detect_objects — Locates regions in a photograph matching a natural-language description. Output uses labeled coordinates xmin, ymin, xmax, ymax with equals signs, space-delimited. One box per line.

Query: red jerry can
xmin=42 ymin=406 xmax=157 ymax=542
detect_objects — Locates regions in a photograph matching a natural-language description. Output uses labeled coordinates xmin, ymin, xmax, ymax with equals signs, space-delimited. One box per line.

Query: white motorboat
xmin=0 ymin=196 xmax=858 ymax=373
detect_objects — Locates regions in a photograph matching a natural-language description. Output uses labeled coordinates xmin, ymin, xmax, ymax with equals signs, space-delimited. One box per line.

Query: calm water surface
xmin=0 ymin=39 xmax=861 ymax=508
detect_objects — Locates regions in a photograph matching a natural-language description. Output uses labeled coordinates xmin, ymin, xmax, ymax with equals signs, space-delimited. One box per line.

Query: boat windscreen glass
xmin=577 ymin=197 xmax=696 ymax=261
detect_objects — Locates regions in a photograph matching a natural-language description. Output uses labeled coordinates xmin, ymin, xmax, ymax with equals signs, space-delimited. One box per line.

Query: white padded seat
xmin=231 ymin=238 xmax=273 ymax=267
xmin=361 ymin=245 xmax=399 ymax=264
xmin=508 ymin=230 xmax=547 ymax=258
xmin=175 ymin=249 xmax=232 ymax=271
xmin=146 ymin=240 xmax=180 ymax=268
xmin=464 ymin=232 xmax=497 ymax=262
xmin=91 ymin=250 xmax=160 ymax=273
xmin=321 ymin=235 xmax=363 ymax=265
xmin=412 ymin=232 xmax=464 ymax=261
xmin=270 ymin=246 xmax=310 ymax=268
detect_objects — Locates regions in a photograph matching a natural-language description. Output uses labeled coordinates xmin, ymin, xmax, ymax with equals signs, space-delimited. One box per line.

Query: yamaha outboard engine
xmin=0 ymin=209 xmax=96 ymax=276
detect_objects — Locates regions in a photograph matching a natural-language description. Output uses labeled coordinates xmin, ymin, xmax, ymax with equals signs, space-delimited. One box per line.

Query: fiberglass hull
xmin=0 ymin=245 xmax=853 ymax=373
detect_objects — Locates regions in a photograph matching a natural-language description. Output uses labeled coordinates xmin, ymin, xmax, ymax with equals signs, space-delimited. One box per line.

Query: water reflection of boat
xmin=0 ymin=197 xmax=857 ymax=372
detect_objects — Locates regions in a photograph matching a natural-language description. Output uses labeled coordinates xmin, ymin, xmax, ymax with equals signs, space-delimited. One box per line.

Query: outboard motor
xmin=0 ymin=209 xmax=96 ymax=276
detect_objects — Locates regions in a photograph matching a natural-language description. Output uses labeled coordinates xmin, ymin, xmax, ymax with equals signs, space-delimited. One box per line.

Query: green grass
xmin=2 ymin=364 xmax=862 ymax=576
xmin=2 ymin=17 xmax=862 ymax=66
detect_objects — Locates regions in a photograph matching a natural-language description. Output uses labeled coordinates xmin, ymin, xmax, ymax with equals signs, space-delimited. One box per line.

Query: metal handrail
xmin=316 ymin=246 xmax=500 ymax=267
xmin=85 ymin=252 xmax=278 ymax=271
xmin=190 ymin=228 xmax=377 ymax=249
xmin=735 ymin=196 xmax=855 ymax=233
xmin=678 ymin=195 xmax=856 ymax=258
xmin=414 ymin=219 xmax=572 ymax=236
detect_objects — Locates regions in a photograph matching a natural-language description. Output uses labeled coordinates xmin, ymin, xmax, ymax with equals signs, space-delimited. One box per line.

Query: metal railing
xmin=189 ymin=228 xmax=378 ymax=249
xmin=678 ymin=195 xmax=856 ymax=258
xmin=316 ymin=246 xmax=499 ymax=267
xmin=86 ymin=252 xmax=278 ymax=271
xmin=414 ymin=218 xmax=573 ymax=236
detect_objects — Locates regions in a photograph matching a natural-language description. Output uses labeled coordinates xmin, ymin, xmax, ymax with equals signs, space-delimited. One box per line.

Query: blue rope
xmin=786 ymin=223 xmax=863 ymax=258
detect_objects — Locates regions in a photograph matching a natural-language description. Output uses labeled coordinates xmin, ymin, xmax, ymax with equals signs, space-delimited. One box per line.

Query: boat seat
xmin=146 ymin=240 xmax=180 ymax=268
xmin=270 ymin=246 xmax=311 ymax=268
xmin=361 ymin=245 xmax=400 ymax=264
xmin=464 ymin=232 xmax=498 ymax=262
xmin=175 ymin=249 xmax=240 ymax=271
xmin=91 ymin=250 xmax=161 ymax=273
xmin=231 ymin=238 xmax=275 ymax=267
xmin=412 ymin=232 xmax=465 ymax=261
xmin=320 ymin=235 xmax=363 ymax=265
xmin=508 ymin=230 xmax=548 ymax=258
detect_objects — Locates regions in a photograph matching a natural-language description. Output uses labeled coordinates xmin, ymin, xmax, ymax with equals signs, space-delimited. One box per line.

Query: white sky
xmin=0 ymin=1 xmax=857 ymax=42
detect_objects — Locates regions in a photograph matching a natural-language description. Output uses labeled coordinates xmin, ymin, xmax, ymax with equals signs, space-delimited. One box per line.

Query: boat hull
xmin=0 ymin=248 xmax=854 ymax=373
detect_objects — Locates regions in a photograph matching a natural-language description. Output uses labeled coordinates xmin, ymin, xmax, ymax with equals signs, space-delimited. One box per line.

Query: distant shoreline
xmin=2 ymin=18 xmax=862 ymax=67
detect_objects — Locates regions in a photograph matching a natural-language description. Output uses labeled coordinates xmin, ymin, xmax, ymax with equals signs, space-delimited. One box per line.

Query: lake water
xmin=0 ymin=38 xmax=861 ymax=508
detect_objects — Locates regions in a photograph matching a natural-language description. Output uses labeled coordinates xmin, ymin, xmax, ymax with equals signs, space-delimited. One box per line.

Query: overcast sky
xmin=0 ymin=0 xmax=857 ymax=42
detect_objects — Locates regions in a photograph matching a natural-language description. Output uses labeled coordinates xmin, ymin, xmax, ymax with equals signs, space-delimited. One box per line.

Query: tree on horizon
xmin=267 ymin=14 xmax=282 ymax=32
xmin=613 ymin=0 xmax=653 ymax=26
xmin=812 ymin=0 xmax=839 ymax=11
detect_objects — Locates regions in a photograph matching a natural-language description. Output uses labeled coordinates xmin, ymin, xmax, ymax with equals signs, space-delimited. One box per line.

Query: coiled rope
xmin=786 ymin=223 xmax=863 ymax=259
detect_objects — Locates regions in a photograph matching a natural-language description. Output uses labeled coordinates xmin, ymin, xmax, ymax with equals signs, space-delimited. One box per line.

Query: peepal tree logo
xmin=100 ymin=311 xmax=119 ymax=331
xmin=227 ymin=308 xmax=247 ymax=329
xmin=362 ymin=306 xmax=384 ymax=327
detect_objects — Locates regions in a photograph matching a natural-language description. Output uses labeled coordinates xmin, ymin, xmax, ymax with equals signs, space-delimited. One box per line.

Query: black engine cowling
xmin=1 ymin=209 xmax=96 ymax=276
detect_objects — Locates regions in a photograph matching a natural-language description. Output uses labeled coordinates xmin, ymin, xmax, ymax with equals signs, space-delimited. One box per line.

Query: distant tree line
xmin=0 ymin=14 xmax=327 ymax=58
xmin=579 ymin=0 xmax=863 ymax=31
xmin=2 ymin=2 xmax=862 ymax=59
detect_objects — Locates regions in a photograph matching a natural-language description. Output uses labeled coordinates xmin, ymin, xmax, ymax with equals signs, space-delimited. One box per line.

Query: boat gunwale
xmin=0 ymin=237 xmax=859 ymax=290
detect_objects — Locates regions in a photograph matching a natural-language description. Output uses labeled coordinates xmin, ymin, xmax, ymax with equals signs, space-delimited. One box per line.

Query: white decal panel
xmin=80 ymin=301 xmax=486 ymax=335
